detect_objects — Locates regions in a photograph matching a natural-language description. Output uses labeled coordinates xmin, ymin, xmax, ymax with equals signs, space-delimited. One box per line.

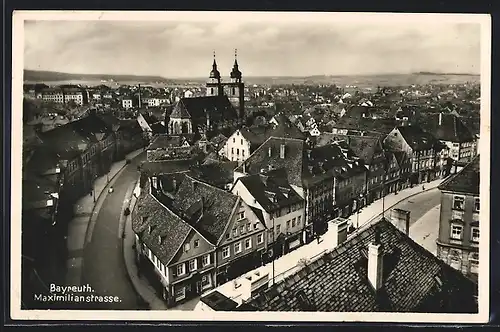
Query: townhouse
xmin=419 ymin=112 xmax=476 ymax=172
xmin=234 ymin=137 xmax=365 ymax=242
xmin=436 ymin=156 xmax=480 ymax=280
xmin=221 ymin=119 xmax=304 ymax=163
xmin=36 ymin=111 xmax=116 ymax=205
xmin=231 ymin=168 xmax=305 ymax=259
xmin=132 ymin=174 xmax=267 ymax=306
xmin=383 ymin=125 xmax=444 ymax=185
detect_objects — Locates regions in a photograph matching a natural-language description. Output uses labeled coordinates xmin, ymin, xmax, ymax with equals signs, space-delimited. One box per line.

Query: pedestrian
xmin=422 ymin=184 xmax=425 ymax=191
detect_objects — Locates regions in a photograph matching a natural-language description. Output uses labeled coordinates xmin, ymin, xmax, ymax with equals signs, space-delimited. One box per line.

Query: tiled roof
xmin=24 ymin=145 xmax=62 ymax=174
xmin=38 ymin=124 xmax=92 ymax=159
xmin=236 ymin=168 xmax=304 ymax=212
xmin=169 ymin=175 xmax=239 ymax=244
xmin=343 ymin=136 xmax=384 ymax=165
xmin=334 ymin=116 xmax=397 ymax=135
xmin=22 ymin=173 xmax=59 ymax=208
xmin=243 ymin=218 xmax=478 ymax=313
xmin=419 ymin=113 xmax=475 ymax=143
xmin=438 ymin=155 xmax=480 ymax=195
xmin=209 ymin=133 xmax=228 ymax=148
xmin=172 ymin=96 xmax=239 ymax=127
xmin=188 ymin=162 xmax=235 ymax=188
xmin=236 ymin=137 xmax=365 ymax=188
xmin=148 ymin=135 xmax=188 ymax=150
xmin=132 ymin=191 xmax=193 ymax=266
xmin=140 ymin=159 xmax=198 ymax=177
xmin=149 ymin=122 xmax=166 ymax=134
xmin=396 ymin=125 xmax=439 ymax=151
xmin=235 ymin=137 xmax=305 ymax=187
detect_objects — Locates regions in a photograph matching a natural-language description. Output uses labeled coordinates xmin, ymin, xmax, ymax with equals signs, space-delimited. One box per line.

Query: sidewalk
xmin=207 ymin=178 xmax=443 ymax=303
xmin=65 ymin=149 xmax=144 ymax=286
xmin=122 ymin=181 xmax=168 ymax=310
xmin=409 ymin=204 xmax=441 ymax=256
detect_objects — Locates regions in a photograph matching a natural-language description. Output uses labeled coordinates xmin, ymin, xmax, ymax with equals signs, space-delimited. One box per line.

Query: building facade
xmin=436 ymin=156 xmax=480 ymax=280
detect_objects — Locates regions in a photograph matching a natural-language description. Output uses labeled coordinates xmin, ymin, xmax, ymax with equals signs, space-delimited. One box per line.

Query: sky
xmin=23 ymin=14 xmax=482 ymax=78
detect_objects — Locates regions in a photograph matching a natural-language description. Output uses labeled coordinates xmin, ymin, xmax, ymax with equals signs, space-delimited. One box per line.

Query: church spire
xmin=230 ymin=48 xmax=242 ymax=80
xmin=209 ymin=50 xmax=221 ymax=80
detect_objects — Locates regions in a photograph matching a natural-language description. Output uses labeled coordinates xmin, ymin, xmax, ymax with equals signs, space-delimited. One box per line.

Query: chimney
xmin=268 ymin=146 xmax=272 ymax=157
xmin=368 ymin=240 xmax=384 ymax=291
xmin=138 ymin=84 xmax=142 ymax=108
xmin=438 ymin=112 xmax=442 ymax=126
xmin=390 ymin=208 xmax=410 ymax=236
xmin=280 ymin=143 xmax=286 ymax=159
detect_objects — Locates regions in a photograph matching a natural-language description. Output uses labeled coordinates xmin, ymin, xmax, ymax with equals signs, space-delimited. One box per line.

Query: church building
xmin=167 ymin=51 xmax=245 ymax=139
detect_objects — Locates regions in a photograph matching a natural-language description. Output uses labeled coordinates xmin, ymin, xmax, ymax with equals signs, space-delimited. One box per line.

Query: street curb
xmin=121 ymin=180 xmax=158 ymax=310
xmin=350 ymin=182 xmax=442 ymax=239
xmin=83 ymin=148 xmax=144 ymax=247
xmin=83 ymin=162 xmax=128 ymax=246
xmin=119 ymin=180 xmax=152 ymax=310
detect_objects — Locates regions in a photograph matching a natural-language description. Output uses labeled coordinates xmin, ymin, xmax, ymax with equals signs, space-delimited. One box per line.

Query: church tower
xmin=225 ymin=49 xmax=245 ymax=119
xmin=206 ymin=51 xmax=223 ymax=97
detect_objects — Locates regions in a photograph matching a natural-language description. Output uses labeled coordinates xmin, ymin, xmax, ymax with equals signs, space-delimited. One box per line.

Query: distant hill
xmin=23 ymin=69 xmax=480 ymax=88
xmin=23 ymin=69 xmax=171 ymax=84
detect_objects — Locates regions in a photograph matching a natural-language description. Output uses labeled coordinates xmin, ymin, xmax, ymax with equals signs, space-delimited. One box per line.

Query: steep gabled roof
xmin=175 ymin=96 xmax=239 ymax=124
xmin=235 ymin=137 xmax=305 ymax=187
xmin=439 ymin=155 xmax=480 ymax=195
xmin=396 ymin=125 xmax=439 ymax=151
xmin=243 ymin=218 xmax=478 ymax=313
xmin=236 ymin=169 xmax=303 ymax=212
xmin=170 ymin=175 xmax=239 ymax=244
xmin=344 ymin=136 xmax=383 ymax=165
xmin=420 ymin=113 xmax=475 ymax=143
xmin=132 ymin=191 xmax=193 ymax=266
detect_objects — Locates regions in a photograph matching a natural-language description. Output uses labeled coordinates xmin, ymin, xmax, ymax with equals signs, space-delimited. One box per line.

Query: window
xmin=238 ymin=211 xmax=245 ymax=220
xmin=253 ymin=223 xmax=258 ymax=230
xmin=233 ymin=138 xmax=235 ymax=143
xmin=453 ymin=196 xmax=465 ymax=210
xmin=233 ymin=228 xmax=237 ymax=236
xmin=225 ymin=233 xmax=230 ymax=239
xmin=292 ymin=218 xmax=297 ymax=227
xmin=474 ymin=198 xmax=480 ymax=212
xmin=194 ymin=239 xmax=199 ymax=248
xmin=257 ymin=233 xmax=264 ymax=244
xmin=222 ymin=246 xmax=230 ymax=258
xmin=234 ymin=241 xmax=242 ymax=254
xmin=241 ymin=139 xmax=243 ymax=145
xmin=231 ymin=147 xmax=234 ymax=154
xmin=471 ymin=227 xmax=480 ymax=242
xmin=286 ymin=220 xmax=291 ymax=229
xmin=202 ymin=254 xmax=211 ymax=266
xmin=242 ymin=150 xmax=245 ymax=157
xmin=451 ymin=224 xmax=463 ymax=240
xmin=245 ymin=238 xmax=252 ymax=249
xmin=188 ymin=259 xmax=197 ymax=271
xmin=470 ymin=253 xmax=479 ymax=274
xmin=276 ymin=224 xmax=281 ymax=234
xmin=246 ymin=224 xmax=251 ymax=232
xmin=184 ymin=243 xmax=190 ymax=252
xmin=201 ymin=274 xmax=212 ymax=288
xmin=237 ymin=148 xmax=239 ymax=155
xmin=176 ymin=264 xmax=185 ymax=276
xmin=175 ymin=287 xmax=186 ymax=301
xmin=297 ymin=216 xmax=302 ymax=225
xmin=240 ymin=225 xmax=245 ymax=234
